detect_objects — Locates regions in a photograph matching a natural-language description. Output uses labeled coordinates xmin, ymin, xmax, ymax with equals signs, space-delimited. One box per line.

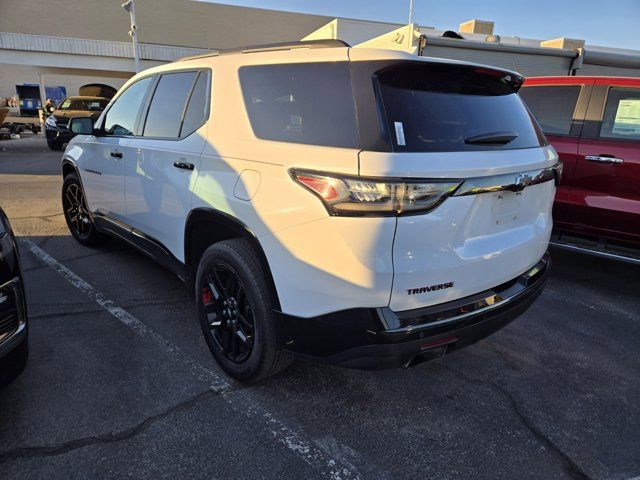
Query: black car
xmin=45 ymin=96 xmax=110 ymax=151
xmin=0 ymin=208 xmax=28 ymax=386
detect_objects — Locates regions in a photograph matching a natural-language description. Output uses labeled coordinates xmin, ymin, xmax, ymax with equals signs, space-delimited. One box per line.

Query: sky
xmin=205 ymin=0 xmax=640 ymax=50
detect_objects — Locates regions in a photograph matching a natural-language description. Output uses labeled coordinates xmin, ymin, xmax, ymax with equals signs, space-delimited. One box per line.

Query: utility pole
xmin=408 ymin=0 xmax=414 ymax=24
xmin=122 ymin=0 xmax=141 ymax=73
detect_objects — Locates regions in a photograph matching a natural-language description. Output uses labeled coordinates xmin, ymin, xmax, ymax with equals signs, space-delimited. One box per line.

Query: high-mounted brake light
xmin=291 ymin=170 xmax=461 ymax=217
xmin=473 ymin=67 xmax=504 ymax=78
xmin=473 ymin=67 xmax=524 ymax=89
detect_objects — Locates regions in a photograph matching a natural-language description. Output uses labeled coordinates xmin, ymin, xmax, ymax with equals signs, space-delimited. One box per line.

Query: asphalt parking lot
xmin=0 ymin=135 xmax=638 ymax=479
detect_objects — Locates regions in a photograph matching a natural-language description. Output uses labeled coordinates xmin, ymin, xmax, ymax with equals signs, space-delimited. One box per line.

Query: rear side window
xmin=143 ymin=71 xmax=197 ymax=138
xmin=181 ymin=72 xmax=209 ymax=137
xmin=600 ymin=87 xmax=640 ymax=141
xmin=519 ymin=85 xmax=581 ymax=135
xmin=375 ymin=62 xmax=545 ymax=152
xmin=103 ymin=76 xmax=154 ymax=136
xmin=239 ymin=62 xmax=358 ymax=148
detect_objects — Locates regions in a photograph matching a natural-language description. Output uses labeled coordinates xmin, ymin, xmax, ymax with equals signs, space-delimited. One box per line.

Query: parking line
xmin=24 ymin=239 xmax=364 ymax=480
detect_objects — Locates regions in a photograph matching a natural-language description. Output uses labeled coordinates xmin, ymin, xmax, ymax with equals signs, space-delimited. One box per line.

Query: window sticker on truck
xmin=394 ymin=121 xmax=406 ymax=146
xmin=612 ymin=98 xmax=640 ymax=136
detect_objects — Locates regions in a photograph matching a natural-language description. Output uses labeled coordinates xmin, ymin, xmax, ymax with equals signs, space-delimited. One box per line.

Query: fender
xmin=184 ymin=208 xmax=281 ymax=310
xmin=61 ymin=158 xmax=80 ymax=178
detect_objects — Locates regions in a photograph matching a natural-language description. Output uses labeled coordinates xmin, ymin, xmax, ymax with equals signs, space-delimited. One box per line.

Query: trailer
xmin=0 ymin=107 xmax=41 ymax=140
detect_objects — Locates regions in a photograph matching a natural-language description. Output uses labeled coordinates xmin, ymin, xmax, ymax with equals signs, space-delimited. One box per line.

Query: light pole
xmin=122 ymin=0 xmax=140 ymax=73
xmin=408 ymin=0 xmax=414 ymax=24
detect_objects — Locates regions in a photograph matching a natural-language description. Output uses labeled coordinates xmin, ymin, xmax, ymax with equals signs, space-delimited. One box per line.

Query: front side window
xmin=600 ymin=87 xmax=640 ymax=141
xmin=239 ymin=62 xmax=358 ymax=148
xmin=103 ymin=76 xmax=154 ymax=136
xmin=375 ymin=62 xmax=545 ymax=152
xmin=143 ymin=71 xmax=198 ymax=138
xmin=519 ymin=85 xmax=581 ymax=135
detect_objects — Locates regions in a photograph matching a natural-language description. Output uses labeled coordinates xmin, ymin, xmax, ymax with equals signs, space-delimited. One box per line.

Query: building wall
xmin=0 ymin=65 xmax=126 ymax=102
xmin=0 ymin=0 xmax=335 ymax=103
xmin=0 ymin=0 xmax=333 ymax=49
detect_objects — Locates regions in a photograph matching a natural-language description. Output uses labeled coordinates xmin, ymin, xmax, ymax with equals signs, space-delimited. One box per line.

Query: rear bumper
xmin=276 ymin=253 xmax=549 ymax=369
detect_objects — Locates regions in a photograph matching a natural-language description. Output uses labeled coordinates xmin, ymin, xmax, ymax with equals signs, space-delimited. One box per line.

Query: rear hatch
xmin=351 ymin=57 xmax=559 ymax=312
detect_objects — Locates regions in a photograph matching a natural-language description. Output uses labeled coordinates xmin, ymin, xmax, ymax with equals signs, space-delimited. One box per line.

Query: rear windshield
xmin=239 ymin=62 xmax=358 ymax=149
xmin=59 ymin=98 xmax=109 ymax=111
xmin=375 ymin=62 xmax=546 ymax=152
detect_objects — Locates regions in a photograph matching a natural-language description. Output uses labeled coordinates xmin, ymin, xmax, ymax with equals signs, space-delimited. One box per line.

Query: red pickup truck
xmin=520 ymin=76 xmax=640 ymax=261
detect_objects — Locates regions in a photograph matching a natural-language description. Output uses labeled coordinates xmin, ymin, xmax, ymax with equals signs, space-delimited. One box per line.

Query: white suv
xmin=63 ymin=40 xmax=559 ymax=381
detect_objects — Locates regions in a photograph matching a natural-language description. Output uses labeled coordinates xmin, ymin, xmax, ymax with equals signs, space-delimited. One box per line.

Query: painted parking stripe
xmin=25 ymin=239 xmax=364 ymax=480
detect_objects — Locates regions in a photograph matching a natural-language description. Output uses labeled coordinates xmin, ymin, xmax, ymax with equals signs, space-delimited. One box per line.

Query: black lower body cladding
xmin=276 ymin=253 xmax=550 ymax=369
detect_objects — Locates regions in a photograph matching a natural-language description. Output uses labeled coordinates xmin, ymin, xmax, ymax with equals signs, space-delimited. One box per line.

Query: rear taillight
xmin=291 ymin=170 xmax=461 ymax=217
xmin=554 ymin=160 xmax=563 ymax=184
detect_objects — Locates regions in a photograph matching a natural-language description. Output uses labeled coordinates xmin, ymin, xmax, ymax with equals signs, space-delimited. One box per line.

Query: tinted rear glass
xmin=375 ymin=63 xmax=545 ymax=152
xmin=239 ymin=62 xmax=358 ymax=148
xmin=519 ymin=85 xmax=581 ymax=135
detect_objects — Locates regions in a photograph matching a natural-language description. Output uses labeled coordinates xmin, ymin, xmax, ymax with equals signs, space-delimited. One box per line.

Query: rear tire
xmin=62 ymin=173 xmax=102 ymax=246
xmin=47 ymin=140 xmax=63 ymax=151
xmin=195 ymin=239 xmax=292 ymax=382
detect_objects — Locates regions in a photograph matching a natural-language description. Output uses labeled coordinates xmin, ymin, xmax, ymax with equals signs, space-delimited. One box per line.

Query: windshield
xmin=58 ymin=98 xmax=109 ymax=111
xmin=374 ymin=62 xmax=546 ymax=152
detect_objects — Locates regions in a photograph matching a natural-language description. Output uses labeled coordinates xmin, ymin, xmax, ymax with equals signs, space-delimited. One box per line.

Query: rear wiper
xmin=465 ymin=131 xmax=519 ymax=145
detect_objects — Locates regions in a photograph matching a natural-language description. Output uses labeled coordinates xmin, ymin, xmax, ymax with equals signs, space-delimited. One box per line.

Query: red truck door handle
xmin=585 ymin=155 xmax=624 ymax=164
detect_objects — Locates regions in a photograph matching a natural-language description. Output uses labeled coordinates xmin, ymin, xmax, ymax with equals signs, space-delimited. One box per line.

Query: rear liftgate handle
xmin=585 ymin=154 xmax=624 ymax=164
xmin=110 ymin=151 xmax=123 ymax=159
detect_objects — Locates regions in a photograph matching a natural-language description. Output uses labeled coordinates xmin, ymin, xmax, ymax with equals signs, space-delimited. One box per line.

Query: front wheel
xmin=0 ymin=337 xmax=28 ymax=387
xmin=195 ymin=239 xmax=292 ymax=382
xmin=62 ymin=173 xmax=102 ymax=245
xmin=47 ymin=140 xmax=63 ymax=151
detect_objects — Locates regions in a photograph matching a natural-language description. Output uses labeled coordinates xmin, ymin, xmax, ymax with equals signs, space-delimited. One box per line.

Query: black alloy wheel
xmin=62 ymin=173 xmax=101 ymax=245
xmin=201 ymin=263 xmax=255 ymax=363
xmin=195 ymin=239 xmax=292 ymax=382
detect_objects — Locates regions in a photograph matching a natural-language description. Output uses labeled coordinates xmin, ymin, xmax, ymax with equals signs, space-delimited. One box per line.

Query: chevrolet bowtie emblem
xmin=510 ymin=174 xmax=533 ymax=192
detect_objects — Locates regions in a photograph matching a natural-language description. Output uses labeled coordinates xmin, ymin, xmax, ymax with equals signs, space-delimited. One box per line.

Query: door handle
xmin=173 ymin=161 xmax=194 ymax=171
xmin=110 ymin=151 xmax=123 ymax=159
xmin=585 ymin=155 xmax=624 ymax=164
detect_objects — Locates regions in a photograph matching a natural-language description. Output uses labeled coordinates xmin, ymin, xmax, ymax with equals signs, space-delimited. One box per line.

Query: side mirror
xmin=69 ymin=117 xmax=94 ymax=135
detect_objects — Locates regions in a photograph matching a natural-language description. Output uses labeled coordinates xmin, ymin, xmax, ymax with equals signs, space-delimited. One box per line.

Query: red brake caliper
xmin=201 ymin=287 xmax=213 ymax=304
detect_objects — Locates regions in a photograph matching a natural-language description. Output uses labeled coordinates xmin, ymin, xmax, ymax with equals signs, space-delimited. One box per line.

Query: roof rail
xmin=179 ymin=39 xmax=350 ymax=62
